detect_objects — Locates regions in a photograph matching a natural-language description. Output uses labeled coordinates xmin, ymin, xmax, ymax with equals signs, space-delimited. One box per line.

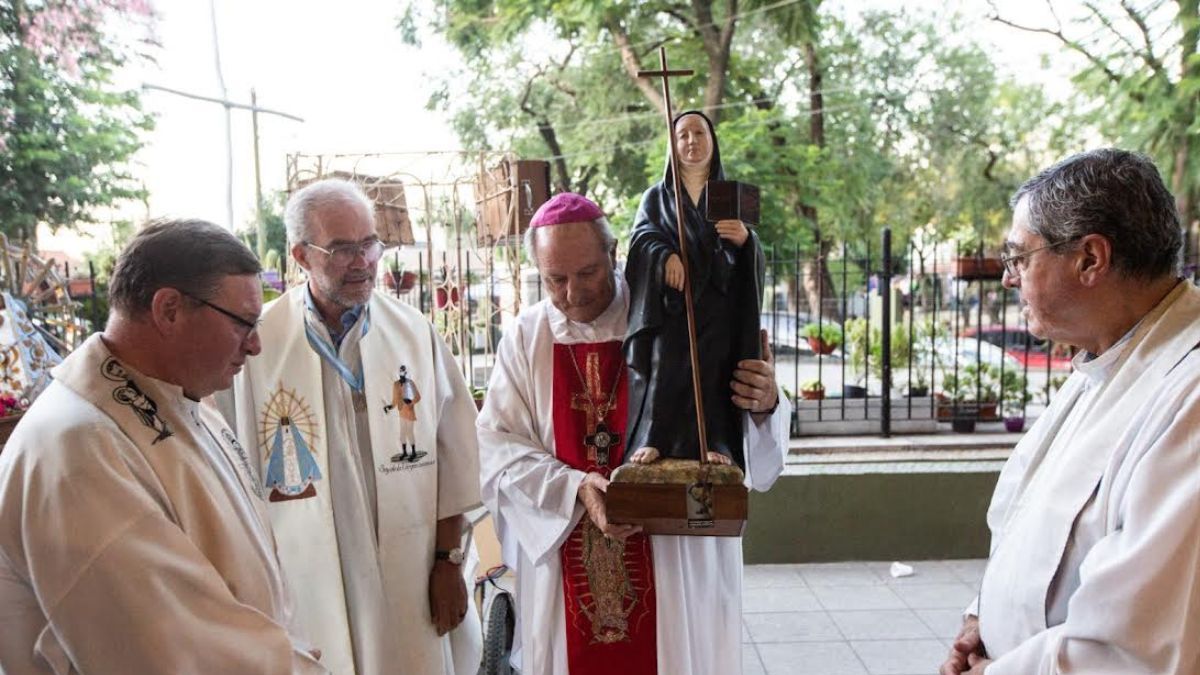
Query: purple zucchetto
xmin=529 ymin=192 xmax=605 ymax=228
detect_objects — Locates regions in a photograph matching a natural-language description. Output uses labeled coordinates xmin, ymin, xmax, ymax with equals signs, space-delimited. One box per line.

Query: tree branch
xmin=988 ymin=11 xmax=1136 ymax=97
xmin=607 ymin=19 xmax=666 ymax=116
xmin=1118 ymin=0 xmax=1168 ymax=76
xmin=517 ymin=69 xmax=572 ymax=192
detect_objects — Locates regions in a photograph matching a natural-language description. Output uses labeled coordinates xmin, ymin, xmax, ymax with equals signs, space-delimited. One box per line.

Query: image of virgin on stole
xmin=264 ymin=415 xmax=322 ymax=501
xmin=623 ymin=110 xmax=765 ymax=469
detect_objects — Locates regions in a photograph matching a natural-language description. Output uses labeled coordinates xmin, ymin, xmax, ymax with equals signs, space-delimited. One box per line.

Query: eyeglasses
xmin=305 ymin=238 xmax=384 ymax=266
xmin=1000 ymin=238 xmax=1079 ymax=277
xmin=182 ymin=291 xmax=260 ymax=337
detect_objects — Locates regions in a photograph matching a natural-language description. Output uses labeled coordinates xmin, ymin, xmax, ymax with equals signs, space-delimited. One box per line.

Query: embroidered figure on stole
xmin=259 ymin=387 xmax=322 ymax=502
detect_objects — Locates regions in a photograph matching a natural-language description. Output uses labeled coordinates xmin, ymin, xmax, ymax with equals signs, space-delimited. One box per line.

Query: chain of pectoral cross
xmin=567 ymin=345 xmax=623 ymax=467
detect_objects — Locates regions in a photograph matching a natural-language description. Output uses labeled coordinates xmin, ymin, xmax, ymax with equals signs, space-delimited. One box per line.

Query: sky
xmin=42 ymin=0 xmax=1076 ymax=257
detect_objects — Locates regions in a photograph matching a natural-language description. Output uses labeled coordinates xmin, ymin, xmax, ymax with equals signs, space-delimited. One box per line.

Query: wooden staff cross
xmin=637 ymin=47 xmax=712 ymax=466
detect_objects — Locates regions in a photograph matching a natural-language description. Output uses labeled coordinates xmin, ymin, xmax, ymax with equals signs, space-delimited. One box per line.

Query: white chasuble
xmin=976 ymin=281 xmax=1200 ymax=674
xmin=226 ymin=288 xmax=481 ymax=675
xmin=0 ymin=335 xmax=325 ymax=674
xmin=478 ymin=277 xmax=790 ymax=675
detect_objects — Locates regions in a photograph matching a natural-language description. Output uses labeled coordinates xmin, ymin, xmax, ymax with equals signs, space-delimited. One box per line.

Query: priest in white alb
xmin=0 ymin=219 xmax=326 ymax=673
xmin=221 ymin=179 xmax=482 ymax=675
xmin=478 ymin=193 xmax=790 ymax=675
xmin=941 ymin=149 xmax=1200 ymax=675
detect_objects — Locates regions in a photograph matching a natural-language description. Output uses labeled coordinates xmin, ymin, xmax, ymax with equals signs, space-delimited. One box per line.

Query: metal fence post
xmin=881 ymin=228 xmax=892 ymax=437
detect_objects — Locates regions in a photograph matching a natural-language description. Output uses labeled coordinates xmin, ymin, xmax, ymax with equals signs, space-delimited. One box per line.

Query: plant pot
xmin=951 ymin=416 xmax=977 ymax=433
xmin=474 ymin=396 xmax=485 ymax=411
xmin=908 ymin=386 xmax=929 ymax=397
xmin=954 ymin=256 xmax=1004 ymax=281
xmin=1003 ymin=416 xmax=1026 ymax=433
xmin=800 ymin=388 xmax=825 ymax=401
xmin=843 ymin=384 xmax=868 ymax=399
xmin=0 ymin=412 xmax=23 ymax=447
xmin=806 ymin=336 xmax=837 ymax=355
xmin=978 ymin=402 xmax=999 ymax=420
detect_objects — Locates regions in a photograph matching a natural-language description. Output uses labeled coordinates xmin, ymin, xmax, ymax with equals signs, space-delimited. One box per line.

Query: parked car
xmin=963 ymin=326 xmax=1074 ymax=371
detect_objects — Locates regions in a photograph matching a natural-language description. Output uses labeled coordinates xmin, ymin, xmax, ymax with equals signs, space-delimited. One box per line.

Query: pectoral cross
xmin=570 ymin=351 xmax=620 ymax=466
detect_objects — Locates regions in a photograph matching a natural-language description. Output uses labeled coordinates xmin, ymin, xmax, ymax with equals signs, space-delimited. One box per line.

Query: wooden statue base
xmin=606 ymin=458 xmax=748 ymax=537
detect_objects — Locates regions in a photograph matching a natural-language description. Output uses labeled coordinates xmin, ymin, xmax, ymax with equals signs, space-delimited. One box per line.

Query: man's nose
xmin=244 ymin=328 xmax=263 ymax=356
xmin=1002 ymin=268 xmax=1020 ymax=290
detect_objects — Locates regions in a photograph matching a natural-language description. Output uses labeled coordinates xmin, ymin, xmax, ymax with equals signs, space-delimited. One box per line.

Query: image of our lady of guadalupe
xmin=264 ymin=415 xmax=322 ymax=502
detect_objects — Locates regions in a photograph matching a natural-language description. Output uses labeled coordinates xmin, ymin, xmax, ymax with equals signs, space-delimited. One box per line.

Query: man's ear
xmin=148 ymin=287 xmax=186 ymax=334
xmin=292 ymin=242 xmax=311 ymax=272
xmin=1076 ymin=234 xmax=1112 ymax=287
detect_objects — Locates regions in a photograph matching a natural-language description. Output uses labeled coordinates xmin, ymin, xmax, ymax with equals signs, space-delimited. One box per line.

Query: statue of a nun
xmin=623 ymin=110 xmax=766 ymax=468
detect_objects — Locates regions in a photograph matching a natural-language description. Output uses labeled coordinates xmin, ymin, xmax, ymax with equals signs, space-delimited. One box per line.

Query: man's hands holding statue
xmin=629 ymin=329 xmax=780 ymax=465
xmin=578 ymin=472 xmax=643 ymax=542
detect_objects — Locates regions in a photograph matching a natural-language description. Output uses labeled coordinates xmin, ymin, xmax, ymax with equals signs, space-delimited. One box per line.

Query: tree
xmin=989 ymin=0 xmax=1200 ymax=256
xmin=419 ymin=2 xmax=1069 ymax=315
xmin=0 ymin=0 xmax=154 ymax=243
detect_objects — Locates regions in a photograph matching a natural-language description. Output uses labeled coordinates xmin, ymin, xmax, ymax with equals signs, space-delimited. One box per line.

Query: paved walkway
xmin=742 ymin=559 xmax=984 ymax=675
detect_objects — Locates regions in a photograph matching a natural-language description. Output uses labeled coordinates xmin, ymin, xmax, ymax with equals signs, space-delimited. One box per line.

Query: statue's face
xmin=674 ymin=115 xmax=712 ymax=169
xmin=534 ymin=221 xmax=617 ymax=324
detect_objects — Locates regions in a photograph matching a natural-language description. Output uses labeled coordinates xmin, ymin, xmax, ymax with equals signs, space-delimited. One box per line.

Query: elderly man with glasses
xmin=0 ymin=219 xmax=329 ymax=673
xmin=220 ymin=179 xmax=482 ymax=675
xmin=941 ymin=149 xmax=1200 ymax=675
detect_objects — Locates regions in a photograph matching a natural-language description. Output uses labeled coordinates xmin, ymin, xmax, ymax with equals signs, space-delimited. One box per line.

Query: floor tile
xmin=744 ymin=585 xmax=823 ymax=613
xmin=915 ymin=608 xmax=970 ymax=641
xmin=891 ymin=582 xmax=977 ymax=609
xmin=828 ymin=609 xmax=935 ymax=640
xmin=758 ymin=641 xmax=868 ymax=675
xmin=943 ymin=558 xmax=988 ymax=585
xmin=744 ymin=564 xmax=808 ymax=589
xmin=743 ymin=644 xmax=767 ymax=675
xmin=745 ymin=611 xmax=844 ymax=643
xmin=866 ymin=560 xmax=962 ymax=585
xmin=811 ymin=584 xmax=906 ymax=611
xmin=850 ymin=639 xmax=946 ymax=675
xmin=799 ymin=562 xmax=886 ymax=586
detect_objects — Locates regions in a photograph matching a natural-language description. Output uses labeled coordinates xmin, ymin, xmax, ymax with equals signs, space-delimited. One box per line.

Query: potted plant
xmin=939 ymin=364 xmax=999 ymax=432
xmin=801 ymin=321 xmax=842 ymax=355
xmin=472 ymin=386 xmax=487 ymax=411
xmin=0 ymin=394 xmax=26 ymax=446
xmin=799 ymin=379 xmax=826 ymax=401
xmin=1000 ymin=370 xmax=1032 ymax=432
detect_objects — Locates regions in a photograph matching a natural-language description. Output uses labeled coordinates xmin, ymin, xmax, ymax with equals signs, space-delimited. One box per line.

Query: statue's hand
xmin=664 ymin=254 xmax=685 ymax=291
xmin=629 ymin=446 xmax=661 ymax=464
xmin=715 ymin=219 xmax=749 ymax=248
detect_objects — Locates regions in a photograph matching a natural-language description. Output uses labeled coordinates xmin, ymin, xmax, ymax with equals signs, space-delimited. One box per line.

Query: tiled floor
xmin=741 ymin=559 xmax=986 ymax=675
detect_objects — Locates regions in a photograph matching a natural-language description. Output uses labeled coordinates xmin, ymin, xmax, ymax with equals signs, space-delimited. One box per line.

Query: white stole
xmin=229 ymin=288 xmax=447 ymax=675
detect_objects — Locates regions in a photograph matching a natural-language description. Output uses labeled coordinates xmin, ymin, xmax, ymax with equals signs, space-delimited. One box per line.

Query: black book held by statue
xmin=704 ymin=180 xmax=760 ymax=226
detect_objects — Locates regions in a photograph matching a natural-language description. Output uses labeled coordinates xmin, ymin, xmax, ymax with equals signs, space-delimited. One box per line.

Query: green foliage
xmin=800 ymin=320 xmax=842 ymax=348
xmin=800 ymin=378 xmax=824 ymax=392
xmin=0 ymin=2 xmax=153 ymax=241
xmin=941 ymin=363 xmax=998 ymax=404
xmin=422 ymin=2 xmax=1073 ymax=257
xmin=240 ymin=191 xmax=288 ymax=269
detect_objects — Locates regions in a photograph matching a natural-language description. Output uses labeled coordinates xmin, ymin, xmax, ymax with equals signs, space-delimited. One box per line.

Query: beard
xmin=314 ymin=268 xmax=374 ymax=309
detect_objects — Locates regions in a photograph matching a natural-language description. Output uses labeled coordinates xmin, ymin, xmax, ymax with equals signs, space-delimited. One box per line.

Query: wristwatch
xmin=435 ymin=547 xmax=465 ymax=565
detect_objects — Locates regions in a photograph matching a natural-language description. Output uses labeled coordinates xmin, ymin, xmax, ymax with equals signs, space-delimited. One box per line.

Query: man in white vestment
xmin=478 ymin=193 xmax=790 ymax=675
xmin=0 ymin=219 xmax=327 ymax=674
xmin=941 ymin=149 xmax=1200 ymax=674
xmin=222 ymin=180 xmax=482 ymax=675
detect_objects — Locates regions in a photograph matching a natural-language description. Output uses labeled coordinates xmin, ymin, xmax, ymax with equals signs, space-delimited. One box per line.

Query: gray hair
xmin=1012 ymin=148 xmax=1182 ymax=279
xmin=108 ymin=218 xmax=261 ymax=316
xmin=284 ymin=178 xmax=376 ymax=245
xmin=524 ymin=216 xmax=617 ymax=263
